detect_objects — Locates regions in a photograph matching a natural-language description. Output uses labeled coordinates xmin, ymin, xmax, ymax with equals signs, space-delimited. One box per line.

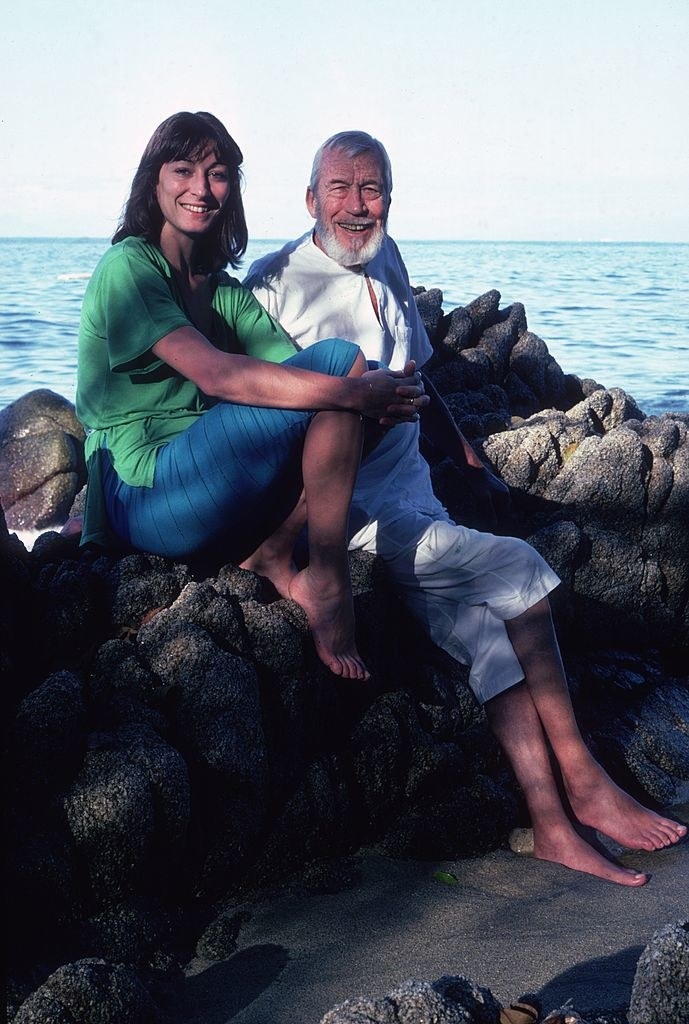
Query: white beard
xmin=315 ymin=218 xmax=385 ymax=268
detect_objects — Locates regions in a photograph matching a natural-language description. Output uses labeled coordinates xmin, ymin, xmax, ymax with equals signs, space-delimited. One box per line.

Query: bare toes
xmin=626 ymin=871 xmax=650 ymax=887
xmin=640 ymin=819 xmax=685 ymax=850
xmin=339 ymin=656 xmax=370 ymax=681
xmin=663 ymin=820 xmax=687 ymax=841
xmin=325 ymin=654 xmax=345 ymax=677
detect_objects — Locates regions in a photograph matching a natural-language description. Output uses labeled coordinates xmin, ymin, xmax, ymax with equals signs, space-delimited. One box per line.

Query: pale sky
xmin=2 ymin=0 xmax=688 ymax=241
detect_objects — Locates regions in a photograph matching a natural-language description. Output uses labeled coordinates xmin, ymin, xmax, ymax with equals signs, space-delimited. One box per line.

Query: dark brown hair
xmin=112 ymin=111 xmax=247 ymax=272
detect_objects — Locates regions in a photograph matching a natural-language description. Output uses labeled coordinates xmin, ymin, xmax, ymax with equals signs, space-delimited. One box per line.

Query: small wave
xmin=57 ymin=272 xmax=92 ymax=282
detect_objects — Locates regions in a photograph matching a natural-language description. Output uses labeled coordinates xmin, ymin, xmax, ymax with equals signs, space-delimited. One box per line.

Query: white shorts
xmin=349 ymin=425 xmax=561 ymax=704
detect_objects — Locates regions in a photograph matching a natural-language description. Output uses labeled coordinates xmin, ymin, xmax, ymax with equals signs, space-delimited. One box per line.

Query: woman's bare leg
xmin=489 ymin=597 xmax=687 ymax=882
xmin=289 ymin=389 xmax=368 ymax=679
xmin=243 ymin=351 xmax=369 ymax=679
xmin=242 ymin=393 xmax=392 ymax=598
xmin=239 ymin=493 xmax=306 ymax=599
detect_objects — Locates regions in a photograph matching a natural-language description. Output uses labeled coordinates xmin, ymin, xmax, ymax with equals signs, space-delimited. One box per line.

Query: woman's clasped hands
xmin=361 ymin=359 xmax=430 ymax=427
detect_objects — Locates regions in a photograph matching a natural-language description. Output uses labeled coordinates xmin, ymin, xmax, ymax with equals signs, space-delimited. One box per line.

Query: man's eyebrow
xmin=325 ymin=176 xmax=382 ymax=187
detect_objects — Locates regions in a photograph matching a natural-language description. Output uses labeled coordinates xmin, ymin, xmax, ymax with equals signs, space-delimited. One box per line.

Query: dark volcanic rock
xmin=413 ymin=286 xmax=445 ymax=341
xmin=64 ymin=723 xmax=191 ymax=904
xmin=628 ymin=921 xmax=689 ymax=1024
xmin=12 ymin=959 xmax=160 ymax=1024
xmin=3 ymin=286 xmax=688 ymax=1022
xmin=464 ymin=289 xmax=502 ymax=338
xmin=321 ymin=973 xmax=503 ymax=1024
xmin=482 ymin=398 xmax=689 ymax=646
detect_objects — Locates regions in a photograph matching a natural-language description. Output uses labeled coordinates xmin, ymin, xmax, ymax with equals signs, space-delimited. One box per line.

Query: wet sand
xmin=173 ymin=798 xmax=689 ymax=1023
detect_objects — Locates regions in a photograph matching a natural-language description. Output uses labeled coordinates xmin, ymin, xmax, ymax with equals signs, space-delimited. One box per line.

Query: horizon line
xmin=1 ymin=235 xmax=688 ymax=246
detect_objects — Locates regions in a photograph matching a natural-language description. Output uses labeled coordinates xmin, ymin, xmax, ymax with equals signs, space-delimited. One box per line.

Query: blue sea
xmin=1 ymin=237 xmax=687 ymax=416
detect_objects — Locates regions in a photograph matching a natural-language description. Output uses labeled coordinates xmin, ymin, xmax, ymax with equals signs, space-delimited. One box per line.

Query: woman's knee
xmin=349 ymin=349 xmax=367 ymax=377
xmin=286 ymin=338 xmax=360 ymax=376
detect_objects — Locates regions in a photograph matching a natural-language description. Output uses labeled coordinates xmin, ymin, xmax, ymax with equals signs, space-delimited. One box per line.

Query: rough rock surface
xmin=483 ymin=395 xmax=689 ymax=647
xmin=3 ymin=289 xmax=689 ymax=1022
xmin=11 ymin=959 xmax=159 ymax=1024
xmin=320 ymin=973 xmax=503 ymax=1024
xmin=628 ymin=920 xmax=689 ymax=1024
xmin=0 ymin=389 xmax=86 ymax=532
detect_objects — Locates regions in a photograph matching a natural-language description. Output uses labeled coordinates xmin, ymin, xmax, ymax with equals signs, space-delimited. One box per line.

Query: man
xmin=244 ymin=131 xmax=686 ymax=884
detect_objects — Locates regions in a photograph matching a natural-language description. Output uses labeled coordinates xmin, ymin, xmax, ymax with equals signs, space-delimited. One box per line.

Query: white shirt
xmin=244 ymin=230 xmax=440 ymax=534
xmin=244 ymin=232 xmax=433 ymax=370
xmin=245 ymin=232 xmax=558 ymax=703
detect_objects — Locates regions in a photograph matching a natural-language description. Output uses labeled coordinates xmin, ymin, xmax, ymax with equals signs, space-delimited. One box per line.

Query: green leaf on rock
xmin=433 ymin=870 xmax=460 ymax=886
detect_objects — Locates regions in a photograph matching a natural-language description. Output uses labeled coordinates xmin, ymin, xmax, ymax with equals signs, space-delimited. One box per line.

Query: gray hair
xmin=309 ymin=131 xmax=393 ymax=198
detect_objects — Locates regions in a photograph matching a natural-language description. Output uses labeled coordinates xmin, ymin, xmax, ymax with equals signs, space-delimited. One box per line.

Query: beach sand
xmin=171 ymin=797 xmax=689 ymax=1023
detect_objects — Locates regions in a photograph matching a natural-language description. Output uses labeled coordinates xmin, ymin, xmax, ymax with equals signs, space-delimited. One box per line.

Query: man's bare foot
xmin=289 ymin=566 xmax=370 ymax=680
xmin=565 ymin=763 xmax=687 ymax=851
xmin=239 ymin=549 xmax=297 ymax=600
xmin=533 ymin=822 xmax=649 ymax=886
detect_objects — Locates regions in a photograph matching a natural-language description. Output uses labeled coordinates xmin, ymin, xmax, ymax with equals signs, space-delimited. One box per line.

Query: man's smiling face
xmin=307 ymin=148 xmax=390 ymax=269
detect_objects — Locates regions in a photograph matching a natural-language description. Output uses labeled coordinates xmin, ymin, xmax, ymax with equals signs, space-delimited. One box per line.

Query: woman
xmin=76 ymin=111 xmax=427 ymax=680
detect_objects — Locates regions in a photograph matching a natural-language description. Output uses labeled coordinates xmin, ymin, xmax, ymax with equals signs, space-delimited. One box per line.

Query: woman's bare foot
xmin=533 ymin=822 xmax=649 ymax=886
xmin=289 ymin=566 xmax=370 ymax=680
xmin=239 ymin=548 xmax=297 ymax=600
xmin=565 ymin=762 xmax=687 ymax=851
xmin=60 ymin=515 xmax=83 ymax=539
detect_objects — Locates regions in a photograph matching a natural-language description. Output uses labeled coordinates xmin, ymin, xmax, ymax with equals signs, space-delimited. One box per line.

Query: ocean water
xmin=1 ymin=237 xmax=687 ymax=417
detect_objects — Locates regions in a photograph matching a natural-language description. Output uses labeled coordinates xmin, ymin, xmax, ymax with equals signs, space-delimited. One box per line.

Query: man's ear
xmin=306 ymin=186 xmax=317 ymax=219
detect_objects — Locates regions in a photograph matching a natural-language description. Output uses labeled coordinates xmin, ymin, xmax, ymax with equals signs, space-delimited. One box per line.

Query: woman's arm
xmin=153 ymin=327 xmax=427 ymax=423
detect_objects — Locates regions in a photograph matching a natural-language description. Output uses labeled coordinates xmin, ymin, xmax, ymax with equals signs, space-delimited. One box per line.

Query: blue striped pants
xmin=100 ymin=339 xmax=359 ymax=560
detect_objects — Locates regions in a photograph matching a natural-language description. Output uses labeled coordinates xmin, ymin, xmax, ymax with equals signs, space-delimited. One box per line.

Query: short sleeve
xmin=213 ymin=273 xmax=298 ymax=364
xmin=84 ymin=240 xmax=191 ymax=373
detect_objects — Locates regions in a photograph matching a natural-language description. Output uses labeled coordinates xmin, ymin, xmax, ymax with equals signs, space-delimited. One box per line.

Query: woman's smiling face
xmin=156 ymin=145 xmax=230 ymax=242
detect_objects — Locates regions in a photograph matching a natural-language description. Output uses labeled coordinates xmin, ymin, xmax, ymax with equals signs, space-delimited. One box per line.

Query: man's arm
xmin=419 ymin=371 xmax=512 ymax=530
xmin=391 ymin=242 xmax=510 ymax=524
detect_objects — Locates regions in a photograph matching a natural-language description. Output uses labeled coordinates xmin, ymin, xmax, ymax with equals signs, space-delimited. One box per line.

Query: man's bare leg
xmin=504 ymin=598 xmax=686 ymax=854
xmin=486 ymin=683 xmax=650 ymax=886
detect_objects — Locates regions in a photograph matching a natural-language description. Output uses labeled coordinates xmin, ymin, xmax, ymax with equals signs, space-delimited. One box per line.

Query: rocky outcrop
xmin=415 ymin=287 xmax=689 ymax=649
xmin=320 ymin=974 xmax=633 ymax=1024
xmin=483 ymin=398 xmax=689 ymax=649
xmin=11 ymin=960 xmax=159 ymax=1024
xmin=0 ymin=389 xmax=86 ymax=533
xmin=321 ymin=974 xmax=503 ymax=1024
xmin=628 ymin=920 xmax=689 ymax=1024
xmin=3 ymin=290 xmax=689 ymax=1022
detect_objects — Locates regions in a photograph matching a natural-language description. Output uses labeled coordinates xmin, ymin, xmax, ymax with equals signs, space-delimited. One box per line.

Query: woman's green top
xmin=76 ymin=237 xmax=297 ymax=545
